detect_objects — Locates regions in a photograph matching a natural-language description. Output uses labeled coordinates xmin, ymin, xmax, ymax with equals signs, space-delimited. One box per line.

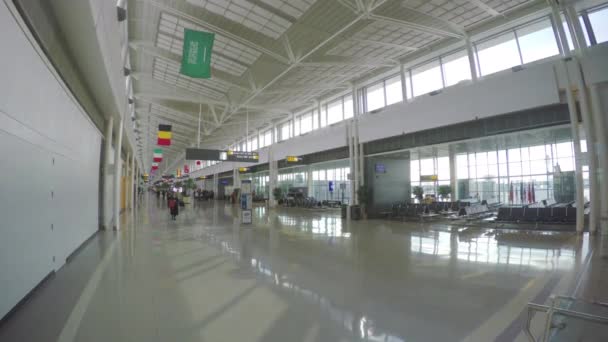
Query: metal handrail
xmin=525 ymin=296 xmax=608 ymax=342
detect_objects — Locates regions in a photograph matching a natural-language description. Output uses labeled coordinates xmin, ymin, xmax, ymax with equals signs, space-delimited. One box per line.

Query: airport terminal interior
xmin=2 ymin=0 xmax=608 ymax=341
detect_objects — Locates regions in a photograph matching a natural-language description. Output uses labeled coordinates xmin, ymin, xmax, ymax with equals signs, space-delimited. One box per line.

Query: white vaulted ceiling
xmin=127 ymin=0 xmax=544 ymax=170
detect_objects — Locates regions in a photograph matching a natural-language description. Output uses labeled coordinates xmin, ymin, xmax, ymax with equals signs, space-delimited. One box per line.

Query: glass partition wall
xmin=386 ymin=126 xmax=588 ymax=205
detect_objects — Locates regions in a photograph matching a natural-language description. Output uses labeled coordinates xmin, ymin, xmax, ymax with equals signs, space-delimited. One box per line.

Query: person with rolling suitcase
xmin=168 ymin=195 xmax=179 ymax=220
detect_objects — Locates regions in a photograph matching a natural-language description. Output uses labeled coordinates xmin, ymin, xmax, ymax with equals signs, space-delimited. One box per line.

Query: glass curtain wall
xmin=311 ymin=161 xmax=351 ymax=203
xmin=455 ymin=138 xmax=583 ymax=204
xmin=410 ymin=154 xmax=451 ymax=200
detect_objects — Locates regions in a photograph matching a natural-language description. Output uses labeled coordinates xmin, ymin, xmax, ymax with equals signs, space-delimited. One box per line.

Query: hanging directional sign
xmin=185 ymin=148 xmax=259 ymax=163
xmin=226 ymin=150 xmax=259 ymax=162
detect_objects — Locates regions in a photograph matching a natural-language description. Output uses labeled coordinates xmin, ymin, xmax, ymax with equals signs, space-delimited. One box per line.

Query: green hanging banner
xmin=180 ymin=28 xmax=215 ymax=78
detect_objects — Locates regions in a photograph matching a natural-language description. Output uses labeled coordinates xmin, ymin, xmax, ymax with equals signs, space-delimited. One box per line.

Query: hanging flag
xmin=184 ymin=164 xmax=190 ymax=174
xmin=180 ymin=29 xmax=215 ymax=78
xmin=158 ymin=124 xmax=172 ymax=146
xmin=532 ymin=181 xmax=536 ymax=203
xmin=520 ymin=182 xmax=525 ymax=204
xmin=528 ymin=183 xmax=533 ymax=203
xmin=151 ymin=162 xmax=159 ymax=170
xmin=509 ymin=182 xmax=514 ymax=203
xmin=196 ymin=160 xmax=201 ymax=166
xmin=153 ymin=148 xmax=163 ymax=162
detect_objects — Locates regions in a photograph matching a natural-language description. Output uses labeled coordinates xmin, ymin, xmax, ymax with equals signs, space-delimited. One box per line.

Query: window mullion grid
xmin=408 ymin=69 xmax=414 ymax=100
xmin=513 ymin=29 xmax=524 ymax=65
xmin=383 ymin=79 xmax=388 ymax=107
xmin=474 ymin=43 xmax=482 ymax=77
xmin=581 ymin=11 xmax=597 ymax=45
xmin=438 ymin=56 xmax=446 ymax=88
xmin=549 ymin=14 xmax=566 ymax=55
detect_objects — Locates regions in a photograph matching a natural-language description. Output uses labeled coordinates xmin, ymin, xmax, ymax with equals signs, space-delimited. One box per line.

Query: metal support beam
xmin=466 ymin=0 xmax=501 ymax=16
xmin=136 ymin=0 xmax=290 ymax=64
xmin=369 ymin=14 xmax=464 ymax=39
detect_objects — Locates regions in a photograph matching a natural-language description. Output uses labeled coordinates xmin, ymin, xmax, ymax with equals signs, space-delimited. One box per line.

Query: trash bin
xmin=351 ymin=205 xmax=361 ymax=220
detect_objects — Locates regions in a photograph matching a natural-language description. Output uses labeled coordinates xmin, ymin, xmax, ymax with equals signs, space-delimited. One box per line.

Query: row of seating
xmin=391 ymin=201 xmax=469 ymax=218
xmin=496 ymin=206 xmax=577 ymax=223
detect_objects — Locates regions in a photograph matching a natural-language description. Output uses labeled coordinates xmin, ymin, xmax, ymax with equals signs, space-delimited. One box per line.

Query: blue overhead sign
xmin=328 ymin=181 xmax=334 ymax=193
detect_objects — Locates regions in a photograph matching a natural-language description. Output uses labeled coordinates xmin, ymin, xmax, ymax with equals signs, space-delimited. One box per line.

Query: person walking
xmin=168 ymin=195 xmax=179 ymax=220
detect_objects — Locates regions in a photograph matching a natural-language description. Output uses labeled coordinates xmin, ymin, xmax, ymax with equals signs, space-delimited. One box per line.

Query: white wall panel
xmin=0 ymin=3 xmax=102 ymax=319
xmin=359 ymin=62 xmax=560 ymax=143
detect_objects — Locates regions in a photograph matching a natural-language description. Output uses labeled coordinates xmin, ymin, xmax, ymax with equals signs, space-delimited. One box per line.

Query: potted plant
xmin=182 ymin=178 xmax=196 ymax=204
xmin=356 ymin=185 xmax=370 ymax=220
xmin=438 ymin=185 xmax=452 ymax=202
xmin=272 ymin=187 xmax=283 ymax=205
xmin=412 ymin=186 xmax=424 ymax=202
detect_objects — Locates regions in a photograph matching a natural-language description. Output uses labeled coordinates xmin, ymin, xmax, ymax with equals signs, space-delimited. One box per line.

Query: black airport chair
xmin=523 ymin=207 xmax=539 ymax=222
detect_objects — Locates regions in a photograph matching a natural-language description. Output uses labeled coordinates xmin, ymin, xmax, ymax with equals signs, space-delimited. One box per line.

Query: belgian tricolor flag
xmin=157 ymin=124 xmax=172 ymax=146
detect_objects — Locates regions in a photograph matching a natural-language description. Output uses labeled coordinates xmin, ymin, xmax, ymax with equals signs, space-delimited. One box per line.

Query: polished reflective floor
xmin=0 ymin=195 xmax=602 ymax=342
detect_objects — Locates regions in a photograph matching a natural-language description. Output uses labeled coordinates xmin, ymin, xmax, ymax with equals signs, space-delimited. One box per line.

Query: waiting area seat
xmin=495 ymin=204 xmax=578 ymax=225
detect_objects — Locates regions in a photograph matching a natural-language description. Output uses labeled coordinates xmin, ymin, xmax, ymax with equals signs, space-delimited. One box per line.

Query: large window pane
xmin=385 ymin=75 xmax=403 ymax=105
xmin=366 ymin=82 xmax=385 ymax=111
xmin=320 ymin=106 xmax=327 ymax=127
xmin=327 ymin=99 xmax=343 ymax=125
xmin=301 ymin=113 xmax=313 ymax=134
xmin=476 ymin=31 xmax=521 ymax=76
xmin=294 ymin=117 xmax=300 ymax=136
xmin=405 ymin=72 xmax=413 ymax=100
xmin=589 ymin=7 xmax=608 ymax=43
xmin=344 ymin=95 xmax=354 ymax=119
xmin=562 ymin=15 xmax=591 ymax=50
xmin=280 ymin=121 xmax=291 ymax=141
xmin=411 ymin=59 xmax=443 ymax=97
xmin=517 ymin=19 xmax=560 ymax=64
xmin=442 ymin=50 xmax=471 ymax=87
xmin=312 ymin=109 xmax=319 ymax=130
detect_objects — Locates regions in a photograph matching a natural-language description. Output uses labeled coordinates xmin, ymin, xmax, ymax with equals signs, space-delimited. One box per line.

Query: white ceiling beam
xmin=300 ymin=59 xmax=397 ymax=68
xmin=209 ymin=105 xmax=220 ymax=125
xmin=262 ymin=85 xmax=349 ymax=95
xmin=136 ymin=0 xmax=290 ymax=64
xmin=129 ymin=42 xmax=251 ymax=93
xmin=401 ymin=4 xmax=466 ymax=35
xmin=337 ymin=0 xmax=358 ymax=14
xmin=466 ymin=0 xmax=501 ymax=16
xmin=215 ymin=0 xmax=392 ymax=131
xmin=368 ymin=14 xmax=464 ymax=39
xmin=348 ymin=38 xmax=418 ymax=51
xmin=281 ymin=35 xmax=296 ymax=63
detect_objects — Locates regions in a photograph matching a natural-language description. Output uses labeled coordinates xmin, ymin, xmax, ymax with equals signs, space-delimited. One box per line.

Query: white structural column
xmin=307 ymin=166 xmax=313 ymax=198
xmin=102 ymin=116 xmax=113 ymax=229
xmin=353 ymin=124 xmax=359 ymax=205
xmin=561 ymin=60 xmax=585 ymax=234
xmin=130 ymin=153 xmax=136 ymax=209
xmin=346 ymin=123 xmax=353 ymax=219
xmin=125 ymin=152 xmax=131 ymax=211
xmin=465 ymin=35 xmax=478 ymax=82
xmin=550 ymin=0 xmax=571 ymax=55
xmin=317 ymin=100 xmax=322 ymax=129
xmin=565 ymin=5 xmax=586 ymax=53
xmin=400 ymin=64 xmax=408 ymax=101
xmin=113 ymin=118 xmax=124 ymax=230
xmin=551 ymin=0 xmax=583 ymax=232
xmin=449 ymin=146 xmax=457 ymax=199
xmin=213 ymin=172 xmax=219 ymax=199
xmin=572 ymin=59 xmax=599 ymax=233
xmin=268 ymin=146 xmax=278 ymax=207
xmin=589 ymin=85 xmax=608 ymax=241
xmin=233 ymin=167 xmax=241 ymax=189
